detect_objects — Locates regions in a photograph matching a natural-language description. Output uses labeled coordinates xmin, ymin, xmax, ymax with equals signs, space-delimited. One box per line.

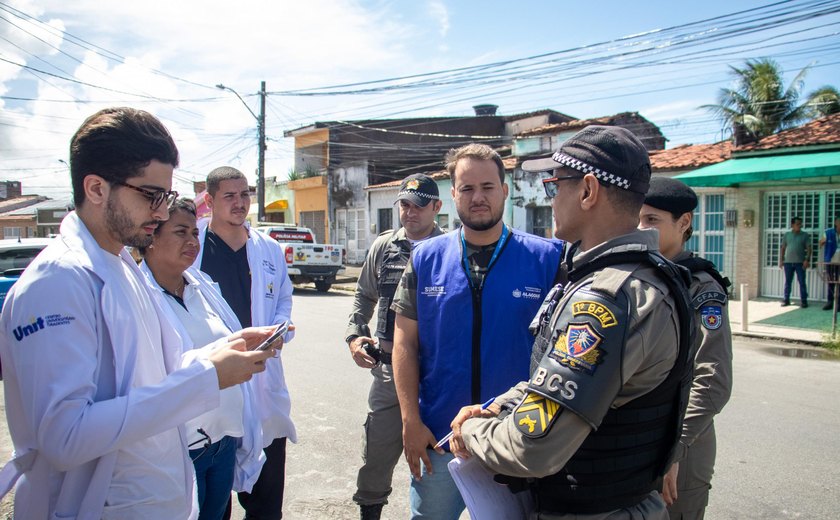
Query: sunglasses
xmin=113 ymin=180 xmax=178 ymax=210
xmin=542 ymin=175 xmax=581 ymax=198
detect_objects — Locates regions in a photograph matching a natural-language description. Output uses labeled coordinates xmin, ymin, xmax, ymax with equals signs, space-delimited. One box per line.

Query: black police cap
xmin=644 ymin=177 xmax=697 ymax=217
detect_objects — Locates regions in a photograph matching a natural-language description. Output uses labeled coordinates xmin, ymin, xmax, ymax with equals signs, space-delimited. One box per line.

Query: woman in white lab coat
xmin=141 ymin=198 xmax=264 ymax=520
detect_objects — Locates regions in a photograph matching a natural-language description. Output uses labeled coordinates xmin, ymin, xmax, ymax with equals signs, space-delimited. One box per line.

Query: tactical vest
xmin=519 ymin=250 xmax=695 ymax=515
xmin=375 ymin=233 xmax=411 ymax=342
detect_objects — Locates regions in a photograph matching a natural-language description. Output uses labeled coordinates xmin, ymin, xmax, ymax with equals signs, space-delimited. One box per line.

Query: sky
xmin=1 ymin=0 xmax=838 ymax=199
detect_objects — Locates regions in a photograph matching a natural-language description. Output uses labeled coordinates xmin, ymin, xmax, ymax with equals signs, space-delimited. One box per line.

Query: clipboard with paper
xmin=448 ymin=456 xmax=534 ymax=520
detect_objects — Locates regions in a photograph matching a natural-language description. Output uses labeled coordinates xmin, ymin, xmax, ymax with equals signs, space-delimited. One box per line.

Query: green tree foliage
xmin=805 ymin=86 xmax=840 ymax=118
xmin=702 ymin=59 xmax=811 ymax=139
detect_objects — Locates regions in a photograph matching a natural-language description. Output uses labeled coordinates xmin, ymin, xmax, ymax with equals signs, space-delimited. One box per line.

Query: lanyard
xmin=461 ymin=224 xmax=509 ymax=290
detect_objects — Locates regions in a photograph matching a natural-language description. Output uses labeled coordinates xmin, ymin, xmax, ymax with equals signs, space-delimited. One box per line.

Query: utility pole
xmin=216 ymin=81 xmax=268 ymax=222
xmin=257 ymin=80 xmax=266 ymax=222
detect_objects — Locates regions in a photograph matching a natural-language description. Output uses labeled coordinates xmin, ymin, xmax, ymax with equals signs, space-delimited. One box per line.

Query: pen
xmin=433 ymin=397 xmax=495 ymax=449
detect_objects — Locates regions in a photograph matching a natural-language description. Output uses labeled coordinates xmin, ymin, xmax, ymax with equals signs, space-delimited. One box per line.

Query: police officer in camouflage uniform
xmin=640 ymin=177 xmax=733 ymax=520
xmin=344 ymin=174 xmax=443 ymax=520
xmin=450 ymin=125 xmax=695 ymax=520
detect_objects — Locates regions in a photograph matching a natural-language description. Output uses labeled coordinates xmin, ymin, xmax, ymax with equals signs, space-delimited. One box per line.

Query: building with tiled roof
xmin=669 ymin=113 xmax=840 ymax=302
xmin=284 ymin=105 xmax=572 ymax=262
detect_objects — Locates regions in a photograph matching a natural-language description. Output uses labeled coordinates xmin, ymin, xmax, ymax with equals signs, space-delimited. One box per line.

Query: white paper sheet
xmin=448 ymin=456 xmax=534 ymax=520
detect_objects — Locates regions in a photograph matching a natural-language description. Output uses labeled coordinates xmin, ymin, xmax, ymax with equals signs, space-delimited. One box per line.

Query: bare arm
xmin=393 ymin=313 xmax=442 ymax=478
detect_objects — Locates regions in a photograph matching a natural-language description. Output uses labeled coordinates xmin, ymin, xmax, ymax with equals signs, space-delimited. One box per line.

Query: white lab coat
xmin=139 ymin=262 xmax=266 ymax=492
xmin=0 ymin=212 xmax=220 ymax=520
xmin=195 ymin=219 xmax=297 ymax=445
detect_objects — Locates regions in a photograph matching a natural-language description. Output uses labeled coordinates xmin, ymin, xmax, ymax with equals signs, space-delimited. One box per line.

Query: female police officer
xmin=639 ymin=176 xmax=734 ymax=520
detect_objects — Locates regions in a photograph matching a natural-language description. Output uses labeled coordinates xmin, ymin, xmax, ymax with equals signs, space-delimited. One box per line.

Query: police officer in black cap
xmin=344 ymin=173 xmax=443 ymax=520
xmin=449 ymin=125 xmax=696 ymax=520
xmin=639 ymin=177 xmax=733 ymax=520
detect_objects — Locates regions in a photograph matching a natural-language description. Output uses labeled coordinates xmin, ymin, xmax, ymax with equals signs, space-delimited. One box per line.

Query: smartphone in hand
xmin=254 ymin=321 xmax=289 ymax=351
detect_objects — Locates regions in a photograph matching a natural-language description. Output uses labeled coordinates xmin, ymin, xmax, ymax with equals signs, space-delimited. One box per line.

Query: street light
xmin=216 ymin=81 xmax=267 ymax=222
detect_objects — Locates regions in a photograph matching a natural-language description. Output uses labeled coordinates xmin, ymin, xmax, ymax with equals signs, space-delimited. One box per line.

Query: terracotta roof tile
xmin=650 ymin=141 xmax=733 ymax=171
xmin=737 ymin=113 xmax=840 ymax=151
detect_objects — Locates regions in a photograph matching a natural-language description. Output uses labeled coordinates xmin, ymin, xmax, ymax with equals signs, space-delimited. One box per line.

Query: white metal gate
xmin=336 ymin=208 xmax=367 ymax=264
xmin=761 ymin=190 xmax=840 ymax=300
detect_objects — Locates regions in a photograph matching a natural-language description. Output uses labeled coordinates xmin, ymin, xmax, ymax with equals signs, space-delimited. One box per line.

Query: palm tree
xmin=805 ymin=86 xmax=840 ymax=118
xmin=702 ymin=59 xmax=811 ymax=140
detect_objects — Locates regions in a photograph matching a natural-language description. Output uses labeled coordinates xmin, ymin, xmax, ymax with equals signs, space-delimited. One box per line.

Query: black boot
xmin=360 ymin=503 xmax=384 ymax=520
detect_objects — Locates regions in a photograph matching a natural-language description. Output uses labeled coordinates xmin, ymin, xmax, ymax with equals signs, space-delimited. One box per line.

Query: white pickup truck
xmin=256 ymin=225 xmax=345 ymax=292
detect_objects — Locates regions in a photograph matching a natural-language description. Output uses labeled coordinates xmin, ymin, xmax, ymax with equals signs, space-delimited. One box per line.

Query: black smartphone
xmin=254 ymin=321 xmax=289 ymax=351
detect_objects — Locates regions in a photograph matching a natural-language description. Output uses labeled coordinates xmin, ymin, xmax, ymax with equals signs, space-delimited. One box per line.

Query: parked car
xmin=255 ymin=225 xmax=345 ymax=292
xmin=0 ymin=237 xmax=53 ymax=308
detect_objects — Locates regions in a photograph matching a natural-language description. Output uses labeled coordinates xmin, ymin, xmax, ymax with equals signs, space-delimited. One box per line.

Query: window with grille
xmin=686 ymin=193 xmax=725 ymax=271
xmin=378 ymin=208 xmax=393 ymax=234
xmin=526 ymin=206 xmax=553 ymax=238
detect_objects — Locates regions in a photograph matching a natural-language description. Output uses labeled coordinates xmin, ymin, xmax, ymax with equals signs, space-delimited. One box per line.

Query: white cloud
xmin=428 ymin=0 xmax=450 ymax=38
xmin=0 ymin=0 xmax=430 ymax=195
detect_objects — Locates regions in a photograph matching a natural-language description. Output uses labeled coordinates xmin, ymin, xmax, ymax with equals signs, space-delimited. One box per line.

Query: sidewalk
xmin=331 ymin=266 xmax=832 ymax=346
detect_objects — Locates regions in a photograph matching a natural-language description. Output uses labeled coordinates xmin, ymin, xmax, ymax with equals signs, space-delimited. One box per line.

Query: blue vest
xmin=825 ymin=228 xmax=838 ymax=263
xmin=413 ymin=229 xmax=564 ymax=440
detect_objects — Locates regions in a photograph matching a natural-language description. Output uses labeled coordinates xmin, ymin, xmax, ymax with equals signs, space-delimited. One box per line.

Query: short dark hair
xmin=601 ymin=183 xmax=646 ymax=217
xmin=445 ymin=144 xmax=505 ymax=185
xmin=138 ymin=197 xmax=196 ymax=256
xmin=69 ymin=107 xmax=179 ymax=207
xmin=791 ymin=216 xmax=803 ymax=225
xmin=207 ymin=166 xmax=247 ymax=196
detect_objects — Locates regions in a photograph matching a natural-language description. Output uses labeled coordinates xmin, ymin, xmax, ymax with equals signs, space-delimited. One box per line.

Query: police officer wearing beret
xmin=449 ymin=126 xmax=695 ymax=520
xmin=639 ymin=177 xmax=733 ymax=520
xmin=344 ymin=174 xmax=444 ymax=520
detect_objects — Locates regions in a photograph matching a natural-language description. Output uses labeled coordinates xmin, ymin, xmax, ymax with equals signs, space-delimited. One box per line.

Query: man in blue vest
xmin=819 ymin=216 xmax=840 ymax=310
xmin=391 ymin=143 xmax=564 ymax=519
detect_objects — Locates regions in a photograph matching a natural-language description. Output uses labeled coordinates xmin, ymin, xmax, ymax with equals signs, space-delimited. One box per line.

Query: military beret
xmin=644 ymin=177 xmax=697 ymax=216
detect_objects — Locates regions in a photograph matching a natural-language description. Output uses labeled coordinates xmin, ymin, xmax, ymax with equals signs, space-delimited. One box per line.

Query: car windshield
xmin=0 ymin=247 xmax=44 ymax=273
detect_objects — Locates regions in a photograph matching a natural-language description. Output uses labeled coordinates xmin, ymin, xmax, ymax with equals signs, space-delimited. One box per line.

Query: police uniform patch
xmin=572 ymin=301 xmax=618 ymax=327
xmin=405 ymin=179 xmax=420 ymax=190
xmin=514 ymin=392 xmax=560 ymax=438
xmin=700 ymin=305 xmax=722 ymax=330
xmin=549 ymin=322 xmax=605 ymax=374
xmin=692 ymin=291 xmax=727 ymax=309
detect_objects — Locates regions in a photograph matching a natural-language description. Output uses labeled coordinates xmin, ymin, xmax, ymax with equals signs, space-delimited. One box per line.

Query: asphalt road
xmin=1 ymin=287 xmax=839 ymax=519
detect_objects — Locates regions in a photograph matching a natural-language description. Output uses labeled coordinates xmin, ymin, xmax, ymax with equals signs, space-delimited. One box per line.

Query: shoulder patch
xmin=700 ymin=305 xmax=723 ymax=330
xmin=692 ymin=291 xmax=727 ymax=309
xmin=549 ymin=322 xmax=607 ymax=374
xmin=571 ymin=300 xmax=618 ymax=328
xmin=514 ymin=392 xmax=561 ymax=438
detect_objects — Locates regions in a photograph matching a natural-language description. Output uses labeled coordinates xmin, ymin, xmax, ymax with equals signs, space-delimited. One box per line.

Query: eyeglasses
xmin=113 ymin=180 xmax=178 ymax=210
xmin=542 ymin=175 xmax=581 ymax=198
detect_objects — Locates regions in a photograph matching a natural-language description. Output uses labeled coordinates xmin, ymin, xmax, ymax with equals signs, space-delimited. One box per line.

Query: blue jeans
xmin=191 ymin=435 xmax=237 ymax=520
xmin=783 ymin=263 xmax=808 ymax=303
xmin=409 ymin=450 xmax=465 ymax=520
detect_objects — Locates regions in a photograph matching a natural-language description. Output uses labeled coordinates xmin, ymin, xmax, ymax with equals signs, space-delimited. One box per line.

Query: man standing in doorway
xmin=392 ymin=144 xmax=564 ymax=519
xmin=779 ymin=216 xmax=811 ymax=307
xmin=819 ymin=216 xmax=840 ymax=310
xmin=345 ymin=174 xmax=444 ymax=520
xmin=195 ymin=166 xmax=296 ymax=519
